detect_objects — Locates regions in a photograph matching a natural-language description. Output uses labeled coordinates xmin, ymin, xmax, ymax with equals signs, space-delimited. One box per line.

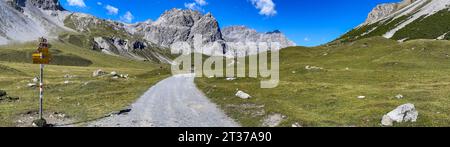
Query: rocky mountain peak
xmin=222 ymin=25 xmax=296 ymax=56
xmin=338 ymin=0 xmax=450 ymax=43
xmin=5 ymin=0 xmax=65 ymax=11
xmin=222 ymin=26 xmax=256 ymax=33
xmin=363 ymin=0 xmax=417 ymax=25
xmin=154 ymin=8 xmax=202 ymax=27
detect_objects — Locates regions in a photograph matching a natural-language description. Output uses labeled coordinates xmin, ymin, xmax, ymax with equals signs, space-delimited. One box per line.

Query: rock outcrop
xmin=128 ymin=8 xmax=226 ymax=56
xmin=125 ymin=9 xmax=295 ymax=57
xmin=92 ymin=37 xmax=173 ymax=63
xmin=363 ymin=0 xmax=418 ymax=25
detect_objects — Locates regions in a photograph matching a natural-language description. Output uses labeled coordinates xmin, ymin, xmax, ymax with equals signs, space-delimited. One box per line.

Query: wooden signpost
xmin=32 ymin=37 xmax=51 ymax=126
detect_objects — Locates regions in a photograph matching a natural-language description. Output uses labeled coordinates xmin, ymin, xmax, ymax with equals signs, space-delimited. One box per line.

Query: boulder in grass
xmin=226 ymin=77 xmax=236 ymax=81
xmin=110 ymin=71 xmax=118 ymax=76
xmin=32 ymin=77 xmax=39 ymax=83
xmin=357 ymin=96 xmax=366 ymax=99
xmin=27 ymin=83 xmax=37 ymax=87
xmin=395 ymin=94 xmax=404 ymax=99
xmin=93 ymin=69 xmax=107 ymax=77
xmin=381 ymin=103 xmax=418 ymax=126
xmin=235 ymin=91 xmax=251 ymax=99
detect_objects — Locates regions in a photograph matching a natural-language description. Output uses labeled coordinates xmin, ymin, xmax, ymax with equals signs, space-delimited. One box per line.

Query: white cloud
xmin=97 ymin=2 xmax=102 ymax=6
xmin=304 ymin=37 xmax=310 ymax=42
xmin=67 ymin=0 xmax=86 ymax=8
xmin=105 ymin=5 xmax=119 ymax=15
xmin=250 ymin=0 xmax=277 ymax=16
xmin=195 ymin=0 xmax=208 ymax=6
xmin=185 ymin=0 xmax=208 ymax=11
xmin=121 ymin=11 xmax=134 ymax=23
xmin=184 ymin=3 xmax=198 ymax=10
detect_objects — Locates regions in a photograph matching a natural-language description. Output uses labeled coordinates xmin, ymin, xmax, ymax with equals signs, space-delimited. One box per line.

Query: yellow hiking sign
xmin=32 ymin=37 xmax=51 ymax=64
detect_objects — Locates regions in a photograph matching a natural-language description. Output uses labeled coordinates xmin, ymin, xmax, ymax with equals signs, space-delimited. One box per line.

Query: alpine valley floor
xmin=0 ymin=41 xmax=171 ymax=127
xmin=195 ymin=37 xmax=450 ymax=127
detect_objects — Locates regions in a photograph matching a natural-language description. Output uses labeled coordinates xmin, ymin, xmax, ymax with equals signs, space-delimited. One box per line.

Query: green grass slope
xmin=336 ymin=8 xmax=449 ymax=43
xmin=393 ymin=9 xmax=450 ymax=40
xmin=195 ymin=37 xmax=450 ymax=127
xmin=0 ymin=40 xmax=171 ymax=126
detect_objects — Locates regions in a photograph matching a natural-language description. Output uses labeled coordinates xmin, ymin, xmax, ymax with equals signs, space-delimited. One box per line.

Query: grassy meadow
xmin=195 ymin=37 xmax=450 ymax=127
xmin=0 ymin=41 xmax=170 ymax=126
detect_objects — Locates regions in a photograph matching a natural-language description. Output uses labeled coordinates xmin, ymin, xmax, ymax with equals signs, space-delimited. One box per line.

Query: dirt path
xmin=89 ymin=74 xmax=239 ymax=127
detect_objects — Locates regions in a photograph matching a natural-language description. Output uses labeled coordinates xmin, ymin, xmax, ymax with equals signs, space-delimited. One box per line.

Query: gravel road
xmin=89 ymin=74 xmax=239 ymax=127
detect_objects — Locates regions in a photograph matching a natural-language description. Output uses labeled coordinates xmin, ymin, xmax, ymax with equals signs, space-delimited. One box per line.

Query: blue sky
xmin=61 ymin=0 xmax=401 ymax=46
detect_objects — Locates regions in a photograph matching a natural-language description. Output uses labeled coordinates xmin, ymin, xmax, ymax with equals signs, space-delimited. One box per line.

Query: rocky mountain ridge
xmin=1 ymin=0 xmax=296 ymax=62
xmin=337 ymin=0 xmax=450 ymax=43
xmin=0 ymin=0 xmax=71 ymax=45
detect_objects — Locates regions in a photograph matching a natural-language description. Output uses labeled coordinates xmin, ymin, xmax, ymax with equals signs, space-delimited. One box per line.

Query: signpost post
xmin=32 ymin=37 xmax=51 ymax=127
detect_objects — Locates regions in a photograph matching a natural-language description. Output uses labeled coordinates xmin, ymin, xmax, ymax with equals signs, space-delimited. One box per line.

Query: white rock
xmin=93 ymin=69 xmax=106 ymax=77
xmin=27 ymin=83 xmax=37 ymax=87
xmin=381 ymin=103 xmax=418 ymax=126
xmin=357 ymin=96 xmax=366 ymax=99
xmin=110 ymin=71 xmax=118 ymax=76
xmin=395 ymin=94 xmax=404 ymax=99
xmin=381 ymin=115 xmax=393 ymax=126
xmin=32 ymin=77 xmax=39 ymax=83
xmin=226 ymin=77 xmax=236 ymax=81
xmin=235 ymin=91 xmax=251 ymax=99
xmin=63 ymin=81 xmax=70 ymax=84
xmin=305 ymin=65 xmax=323 ymax=70
xmin=292 ymin=122 xmax=302 ymax=127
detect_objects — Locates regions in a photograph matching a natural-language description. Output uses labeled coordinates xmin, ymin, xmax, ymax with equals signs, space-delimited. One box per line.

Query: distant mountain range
xmin=336 ymin=0 xmax=450 ymax=43
xmin=0 ymin=0 xmax=295 ymax=63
